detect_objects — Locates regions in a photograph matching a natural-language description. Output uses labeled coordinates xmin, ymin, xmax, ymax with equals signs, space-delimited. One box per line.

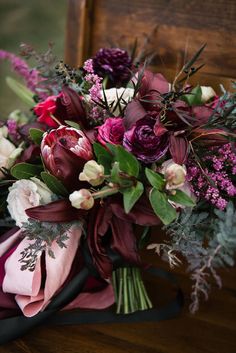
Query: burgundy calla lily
xmin=54 ymin=86 xmax=89 ymax=130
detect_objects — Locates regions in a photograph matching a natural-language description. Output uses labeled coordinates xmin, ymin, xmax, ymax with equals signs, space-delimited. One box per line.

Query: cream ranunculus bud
xmin=0 ymin=126 xmax=8 ymax=138
xmin=7 ymin=178 xmax=53 ymax=227
xmin=201 ymin=86 xmax=216 ymax=103
xmin=0 ymin=136 xmax=22 ymax=179
xmin=161 ymin=159 xmax=187 ymax=190
xmin=69 ymin=189 xmax=94 ymax=210
xmin=79 ymin=160 xmax=105 ymax=186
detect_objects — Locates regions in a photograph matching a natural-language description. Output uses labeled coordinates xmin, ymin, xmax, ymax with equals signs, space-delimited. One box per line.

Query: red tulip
xmin=41 ymin=126 xmax=93 ymax=189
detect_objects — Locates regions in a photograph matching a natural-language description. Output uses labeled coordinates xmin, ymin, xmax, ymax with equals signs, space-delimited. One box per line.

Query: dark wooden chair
xmin=2 ymin=2 xmax=236 ymax=352
xmin=65 ymin=0 xmax=236 ymax=91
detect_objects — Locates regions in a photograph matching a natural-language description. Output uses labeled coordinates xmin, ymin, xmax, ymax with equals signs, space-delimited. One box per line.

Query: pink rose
xmin=97 ymin=117 xmax=124 ymax=146
xmin=34 ymin=95 xmax=58 ymax=127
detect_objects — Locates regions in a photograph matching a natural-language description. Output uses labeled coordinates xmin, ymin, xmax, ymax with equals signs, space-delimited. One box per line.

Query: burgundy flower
xmin=54 ymin=86 xmax=89 ymax=130
xmin=41 ymin=126 xmax=93 ymax=189
xmin=97 ymin=118 xmax=124 ymax=146
xmin=87 ymin=195 xmax=160 ymax=279
xmin=123 ymin=116 xmax=169 ymax=163
xmin=138 ymin=70 xmax=170 ymax=111
xmin=34 ymin=87 xmax=89 ymax=130
xmin=93 ymin=48 xmax=132 ymax=86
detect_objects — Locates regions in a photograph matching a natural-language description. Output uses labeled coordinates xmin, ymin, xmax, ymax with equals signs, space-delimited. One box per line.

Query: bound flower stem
xmin=112 ymin=267 xmax=153 ymax=314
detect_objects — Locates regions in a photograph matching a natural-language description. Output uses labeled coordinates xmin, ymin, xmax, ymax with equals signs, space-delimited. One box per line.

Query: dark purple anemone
xmin=123 ymin=116 xmax=169 ymax=163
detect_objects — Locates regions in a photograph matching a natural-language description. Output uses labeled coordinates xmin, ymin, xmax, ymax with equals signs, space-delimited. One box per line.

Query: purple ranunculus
xmin=97 ymin=117 xmax=125 ymax=146
xmin=123 ymin=116 xmax=169 ymax=163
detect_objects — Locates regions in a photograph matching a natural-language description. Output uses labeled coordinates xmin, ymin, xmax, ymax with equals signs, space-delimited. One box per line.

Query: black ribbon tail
xmin=0 ymin=267 xmax=89 ymax=345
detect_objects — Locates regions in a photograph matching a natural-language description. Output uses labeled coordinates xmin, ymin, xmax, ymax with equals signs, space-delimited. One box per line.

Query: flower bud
xmin=69 ymin=189 xmax=94 ymax=210
xmin=161 ymin=159 xmax=186 ymax=190
xmin=201 ymin=86 xmax=216 ymax=103
xmin=0 ymin=126 xmax=8 ymax=138
xmin=79 ymin=160 xmax=105 ymax=186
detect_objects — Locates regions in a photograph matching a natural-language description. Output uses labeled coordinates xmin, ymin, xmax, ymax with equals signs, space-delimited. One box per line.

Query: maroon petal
xmin=192 ymin=105 xmax=214 ymax=126
xmin=55 ymin=86 xmax=89 ymax=130
xmin=139 ymin=70 xmax=169 ymax=97
xmin=15 ymin=144 xmax=40 ymax=164
xmin=87 ymin=205 xmax=113 ymax=279
xmin=26 ymin=199 xmax=86 ymax=222
xmin=154 ymin=121 xmax=168 ymax=137
xmin=110 ymin=195 xmax=160 ymax=226
xmin=169 ymin=134 xmax=189 ymax=164
xmin=124 ymin=99 xmax=147 ymax=130
xmin=50 ymin=143 xmax=87 ymax=189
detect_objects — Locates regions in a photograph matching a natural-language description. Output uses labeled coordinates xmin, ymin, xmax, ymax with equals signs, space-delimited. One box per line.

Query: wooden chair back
xmin=65 ymin=0 xmax=236 ymax=90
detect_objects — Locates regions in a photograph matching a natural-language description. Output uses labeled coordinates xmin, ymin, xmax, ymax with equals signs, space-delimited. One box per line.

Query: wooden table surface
xmin=0 ymin=248 xmax=235 ymax=353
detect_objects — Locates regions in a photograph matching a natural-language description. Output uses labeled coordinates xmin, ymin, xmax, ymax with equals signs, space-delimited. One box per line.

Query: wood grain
xmin=65 ymin=0 xmax=236 ymax=90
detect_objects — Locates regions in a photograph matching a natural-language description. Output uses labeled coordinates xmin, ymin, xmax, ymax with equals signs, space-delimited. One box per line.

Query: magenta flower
xmin=123 ymin=116 xmax=169 ymax=163
xmin=97 ymin=118 xmax=125 ymax=146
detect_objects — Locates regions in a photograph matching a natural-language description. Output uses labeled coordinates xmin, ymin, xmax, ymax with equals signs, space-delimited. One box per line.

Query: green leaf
xmin=29 ymin=128 xmax=45 ymax=145
xmin=93 ymin=142 xmax=113 ymax=174
xmin=122 ymin=181 xmax=144 ymax=213
xmin=110 ymin=162 xmax=121 ymax=184
xmin=149 ymin=188 xmax=177 ymax=225
xmin=168 ymin=189 xmax=196 ymax=207
xmin=41 ymin=172 xmax=69 ymax=196
xmin=65 ymin=120 xmax=81 ymax=130
xmin=11 ymin=163 xmax=43 ymax=179
xmin=181 ymin=85 xmax=202 ymax=106
xmin=138 ymin=226 xmax=151 ymax=249
xmin=106 ymin=143 xmax=117 ymax=156
xmin=6 ymin=77 xmax=35 ymax=107
xmin=145 ymin=168 xmax=165 ymax=190
xmin=115 ymin=145 xmax=140 ymax=177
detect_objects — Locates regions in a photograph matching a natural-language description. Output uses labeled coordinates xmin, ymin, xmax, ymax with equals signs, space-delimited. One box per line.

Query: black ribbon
xmin=0 ymin=241 xmax=184 ymax=345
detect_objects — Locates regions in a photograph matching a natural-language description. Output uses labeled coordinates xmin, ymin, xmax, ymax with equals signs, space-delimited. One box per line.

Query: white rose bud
xmin=201 ymin=86 xmax=216 ymax=103
xmin=79 ymin=160 xmax=105 ymax=186
xmin=69 ymin=189 xmax=94 ymax=210
xmin=102 ymin=87 xmax=134 ymax=116
xmin=7 ymin=178 xmax=53 ymax=227
xmin=161 ymin=159 xmax=187 ymax=190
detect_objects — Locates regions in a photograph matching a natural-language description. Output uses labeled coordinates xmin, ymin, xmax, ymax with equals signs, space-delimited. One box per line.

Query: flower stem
xmin=112 ymin=267 xmax=153 ymax=314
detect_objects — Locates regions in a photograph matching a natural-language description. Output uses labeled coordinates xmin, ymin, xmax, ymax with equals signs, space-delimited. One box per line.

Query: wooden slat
xmin=65 ymin=0 xmax=236 ymax=88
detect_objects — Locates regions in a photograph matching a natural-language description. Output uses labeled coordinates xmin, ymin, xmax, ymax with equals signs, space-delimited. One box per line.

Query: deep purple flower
xmin=123 ymin=116 xmax=169 ymax=163
xmin=93 ymin=48 xmax=132 ymax=86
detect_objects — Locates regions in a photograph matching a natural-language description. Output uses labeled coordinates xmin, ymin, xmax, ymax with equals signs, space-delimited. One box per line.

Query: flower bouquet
xmin=0 ymin=42 xmax=235 ymax=343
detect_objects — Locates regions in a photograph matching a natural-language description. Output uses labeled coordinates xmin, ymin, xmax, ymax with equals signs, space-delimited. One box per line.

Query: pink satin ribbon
xmin=1 ymin=226 xmax=114 ymax=317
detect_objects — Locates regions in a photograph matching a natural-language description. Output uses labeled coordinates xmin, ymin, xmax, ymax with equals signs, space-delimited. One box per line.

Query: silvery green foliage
xmin=207 ymin=84 xmax=236 ymax=130
xmin=19 ymin=219 xmax=81 ymax=271
xmin=164 ymin=202 xmax=236 ymax=313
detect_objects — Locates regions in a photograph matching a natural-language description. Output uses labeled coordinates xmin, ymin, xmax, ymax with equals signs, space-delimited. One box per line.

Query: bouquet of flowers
xmin=0 ymin=42 xmax=235 ymax=341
